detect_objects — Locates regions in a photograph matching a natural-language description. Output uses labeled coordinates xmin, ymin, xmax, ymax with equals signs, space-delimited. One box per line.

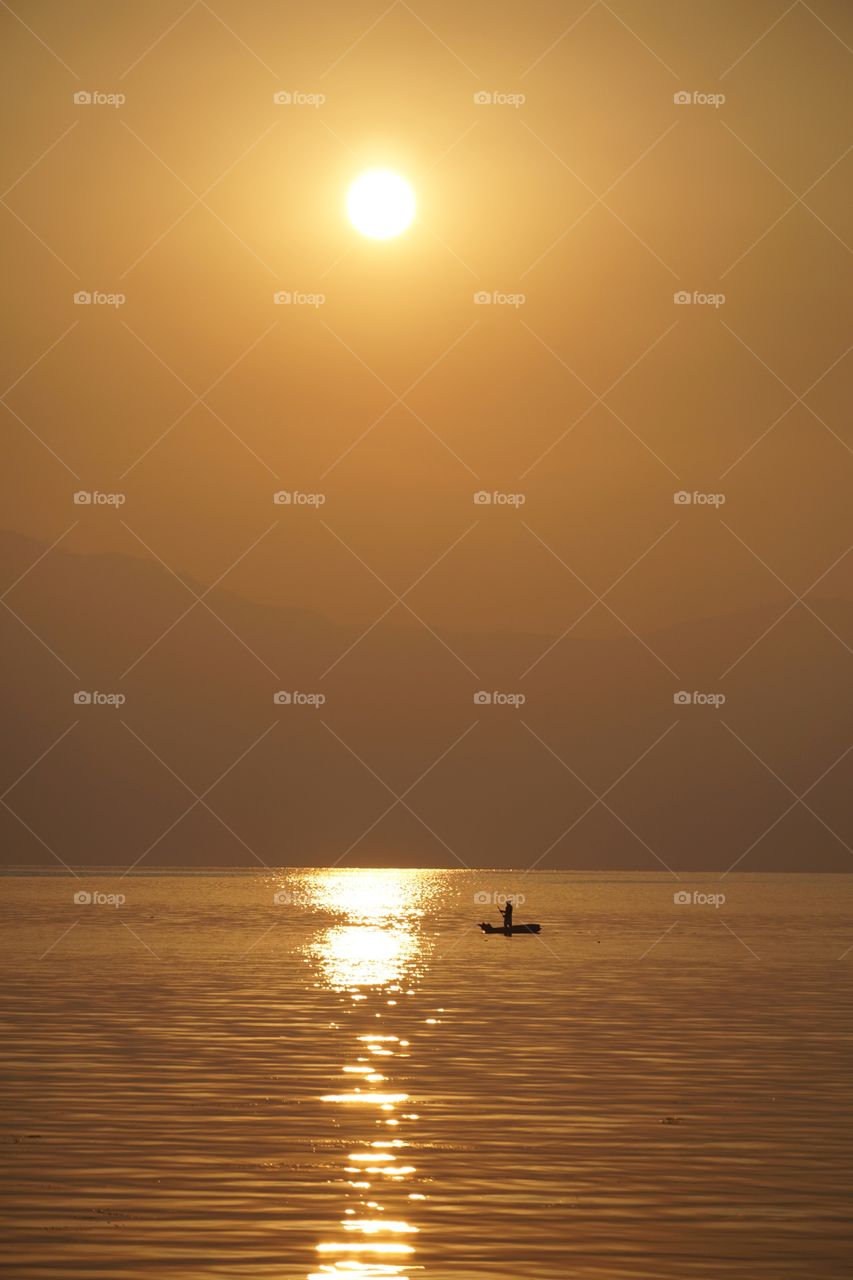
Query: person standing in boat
xmin=500 ymin=897 xmax=513 ymax=932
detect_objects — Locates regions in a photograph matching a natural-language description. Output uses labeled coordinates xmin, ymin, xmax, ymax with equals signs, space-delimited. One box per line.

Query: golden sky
xmin=2 ymin=1 xmax=852 ymax=869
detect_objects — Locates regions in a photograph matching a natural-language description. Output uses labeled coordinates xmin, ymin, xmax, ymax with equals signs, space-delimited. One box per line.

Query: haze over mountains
xmin=3 ymin=0 xmax=852 ymax=874
xmin=3 ymin=529 xmax=851 ymax=872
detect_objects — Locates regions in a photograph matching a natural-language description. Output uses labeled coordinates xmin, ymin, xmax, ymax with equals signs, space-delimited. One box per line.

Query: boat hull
xmin=479 ymin=923 xmax=541 ymax=934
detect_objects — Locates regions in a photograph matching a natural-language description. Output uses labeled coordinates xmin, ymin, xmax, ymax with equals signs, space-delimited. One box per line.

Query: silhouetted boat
xmin=479 ymin=922 xmax=541 ymax=934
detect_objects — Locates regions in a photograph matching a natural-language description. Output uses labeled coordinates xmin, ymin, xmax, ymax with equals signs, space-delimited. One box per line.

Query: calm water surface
xmin=1 ymin=870 xmax=851 ymax=1278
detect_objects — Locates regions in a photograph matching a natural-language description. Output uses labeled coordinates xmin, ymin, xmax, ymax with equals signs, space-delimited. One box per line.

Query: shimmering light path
xmin=1 ymin=871 xmax=851 ymax=1278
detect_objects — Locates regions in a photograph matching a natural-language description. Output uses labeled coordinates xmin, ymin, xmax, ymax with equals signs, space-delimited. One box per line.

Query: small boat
xmin=479 ymin=922 xmax=541 ymax=935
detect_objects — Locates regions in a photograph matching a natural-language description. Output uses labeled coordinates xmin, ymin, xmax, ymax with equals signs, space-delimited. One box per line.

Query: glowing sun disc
xmin=347 ymin=169 xmax=416 ymax=239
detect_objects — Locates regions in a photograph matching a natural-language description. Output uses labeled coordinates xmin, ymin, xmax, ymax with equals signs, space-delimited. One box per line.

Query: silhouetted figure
xmin=500 ymin=898 xmax=513 ymax=933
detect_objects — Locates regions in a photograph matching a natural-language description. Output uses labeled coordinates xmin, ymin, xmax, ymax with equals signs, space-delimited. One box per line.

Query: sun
xmin=347 ymin=169 xmax=416 ymax=240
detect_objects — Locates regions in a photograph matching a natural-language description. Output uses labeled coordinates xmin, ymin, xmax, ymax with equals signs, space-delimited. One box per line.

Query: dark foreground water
xmin=0 ymin=870 xmax=851 ymax=1279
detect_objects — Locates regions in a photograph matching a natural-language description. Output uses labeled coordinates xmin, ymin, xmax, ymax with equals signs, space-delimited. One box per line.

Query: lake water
xmin=1 ymin=870 xmax=851 ymax=1279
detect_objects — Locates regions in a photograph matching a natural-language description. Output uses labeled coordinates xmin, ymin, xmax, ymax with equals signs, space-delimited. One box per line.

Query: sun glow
xmin=347 ymin=169 xmax=416 ymax=239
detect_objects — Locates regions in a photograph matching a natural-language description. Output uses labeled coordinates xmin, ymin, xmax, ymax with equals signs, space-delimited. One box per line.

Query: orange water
xmin=1 ymin=870 xmax=851 ymax=1278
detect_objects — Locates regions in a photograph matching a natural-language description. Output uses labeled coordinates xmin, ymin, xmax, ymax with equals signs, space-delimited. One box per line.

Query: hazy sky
xmin=2 ymin=1 xmax=852 ymax=870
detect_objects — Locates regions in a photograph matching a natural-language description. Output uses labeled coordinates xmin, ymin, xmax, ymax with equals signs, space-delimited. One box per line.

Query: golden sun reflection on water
xmin=302 ymin=868 xmax=436 ymax=992
xmin=301 ymin=868 xmax=433 ymax=924
xmin=303 ymin=870 xmax=440 ymax=1279
xmin=315 ymin=926 xmax=419 ymax=991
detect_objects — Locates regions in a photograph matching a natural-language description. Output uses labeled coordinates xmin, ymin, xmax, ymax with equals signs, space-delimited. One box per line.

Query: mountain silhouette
xmin=2 ymin=530 xmax=851 ymax=872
